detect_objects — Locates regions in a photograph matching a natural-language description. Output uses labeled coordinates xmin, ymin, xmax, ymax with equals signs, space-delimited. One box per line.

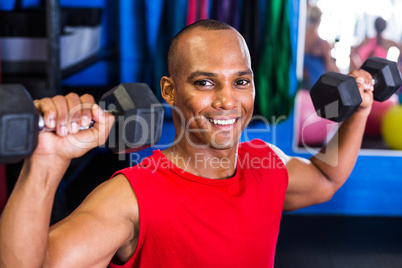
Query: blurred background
xmin=1 ymin=0 xmax=402 ymax=267
xmin=309 ymin=0 xmax=402 ymax=73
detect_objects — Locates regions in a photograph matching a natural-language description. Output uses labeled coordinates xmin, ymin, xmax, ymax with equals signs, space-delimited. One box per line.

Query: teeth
xmin=209 ymin=118 xmax=236 ymax=125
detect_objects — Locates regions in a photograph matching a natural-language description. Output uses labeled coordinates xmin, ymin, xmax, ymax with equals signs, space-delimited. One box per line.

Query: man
xmin=0 ymin=19 xmax=374 ymax=267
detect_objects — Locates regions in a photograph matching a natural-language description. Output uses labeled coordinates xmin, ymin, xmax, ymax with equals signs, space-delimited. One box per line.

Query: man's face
xmin=170 ymin=28 xmax=255 ymax=150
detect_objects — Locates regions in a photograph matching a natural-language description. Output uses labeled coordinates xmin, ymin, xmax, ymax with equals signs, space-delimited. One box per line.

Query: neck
xmin=307 ymin=23 xmax=319 ymax=34
xmin=162 ymin=138 xmax=238 ymax=180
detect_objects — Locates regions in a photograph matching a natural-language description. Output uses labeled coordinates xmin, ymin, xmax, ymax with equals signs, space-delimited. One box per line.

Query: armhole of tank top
xmin=117 ymin=171 xmax=147 ymax=265
xmin=265 ymin=142 xmax=290 ymax=166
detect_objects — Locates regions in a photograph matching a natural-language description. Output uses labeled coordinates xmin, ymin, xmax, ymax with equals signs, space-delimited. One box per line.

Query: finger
xmin=356 ymin=77 xmax=365 ymax=85
xmin=34 ymin=98 xmax=56 ymax=129
xmin=356 ymin=76 xmax=374 ymax=92
xmin=52 ymin=95 xmax=69 ymax=136
xmin=356 ymin=77 xmax=367 ymax=92
xmin=79 ymin=94 xmax=96 ymax=128
xmin=363 ymin=72 xmax=374 ymax=91
xmin=92 ymin=104 xmax=107 ymax=125
xmin=91 ymin=104 xmax=115 ymax=146
xmin=358 ymin=70 xmax=374 ymax=91
xmin=369 ymin=76 xmax=375 ymax=91
xmin=65 ymin=93 xmax=82 ymax=134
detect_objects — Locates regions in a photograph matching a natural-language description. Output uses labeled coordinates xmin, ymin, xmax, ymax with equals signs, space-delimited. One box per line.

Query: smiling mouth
xmin=208 ymin=118 xmax=238 ymax=126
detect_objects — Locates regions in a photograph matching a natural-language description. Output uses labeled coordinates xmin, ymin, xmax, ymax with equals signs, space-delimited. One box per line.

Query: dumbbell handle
xmin=38 ymin=115 xmax=92 ymax=132
xmin=37 ymin=109 xmax=117 ymax=132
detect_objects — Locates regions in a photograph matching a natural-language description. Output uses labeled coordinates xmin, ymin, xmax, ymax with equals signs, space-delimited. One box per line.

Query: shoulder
xmin=382 ymin=38 xmax=399 ymax=49
xmin=239 ymin=139 xmax=290 ymax=165
xmin=238 ymin=139 xmax=270 ymax=152
xmin=97 ymin=174 xmax=139 ymax=223
xmin=352 ymin=38 xmax=370 ymax=51
xmin=359 ymin=37 xmax=371 ymax=47
xmin=265 ymin=143 xmax=291 ymax=165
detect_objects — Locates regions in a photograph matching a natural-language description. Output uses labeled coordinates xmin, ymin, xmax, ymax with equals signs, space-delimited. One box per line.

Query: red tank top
xmin=109 ymin=139 xmax=288 ymax=268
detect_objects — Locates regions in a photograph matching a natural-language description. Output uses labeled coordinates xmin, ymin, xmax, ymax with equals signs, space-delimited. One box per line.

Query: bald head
xmin=167 ymin=19 xmax=239 ymax=78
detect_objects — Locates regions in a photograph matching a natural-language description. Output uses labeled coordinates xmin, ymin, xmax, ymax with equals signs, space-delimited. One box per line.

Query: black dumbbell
xmin=0 ymin=83 xmax=164 ymax=163
xmin=310 ymin=57 xmax=402 ymax=122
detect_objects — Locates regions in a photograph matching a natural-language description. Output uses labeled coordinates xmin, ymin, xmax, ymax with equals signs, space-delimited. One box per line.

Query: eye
xmin=194 ymin=80 xmax=214 ymax=87
xmin=235 ymin=79 xmax=250 ymax=87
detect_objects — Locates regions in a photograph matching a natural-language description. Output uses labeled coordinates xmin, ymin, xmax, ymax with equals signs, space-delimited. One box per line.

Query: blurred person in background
xmin=303 ymin=5 xmax=339 ymax=89
xmin=350 ymin=17 xmax=401 ymax=71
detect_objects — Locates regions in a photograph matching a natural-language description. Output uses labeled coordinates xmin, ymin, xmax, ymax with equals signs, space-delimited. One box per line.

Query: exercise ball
xmin=295 ymin=89 xmax=337 ymax=147
xmin=381 ymin=104 xmax=402 ymax=150
xmin=365 ymin=94 xmax=399 ymax=137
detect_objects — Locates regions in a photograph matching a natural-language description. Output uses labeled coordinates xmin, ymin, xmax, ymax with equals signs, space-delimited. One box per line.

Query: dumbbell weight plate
xmin=361 ymin=57 xmax=402 ymax=102
xmin=310 ymin=72 xmax=362 ymax=122
xmin=0 ymin=84 xmax=39 ymax=163
xmin=100 ymin=83 xmax=164 ymax=154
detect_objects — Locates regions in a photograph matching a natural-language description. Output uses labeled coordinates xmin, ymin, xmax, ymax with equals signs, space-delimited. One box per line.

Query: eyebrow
xmin=237 ymin=69 xmax=253 ymax=77
xmin=187 ymin=71 xmax=217 ymax=81
xmin=187 ymin=69 xmax=253 ymax=81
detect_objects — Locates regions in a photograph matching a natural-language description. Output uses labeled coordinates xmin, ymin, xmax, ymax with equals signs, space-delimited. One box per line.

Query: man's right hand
xmin=32 ymin=93 xmax=115 ymax=163
xmin=0 ymin=93 xmax=133 ymax=268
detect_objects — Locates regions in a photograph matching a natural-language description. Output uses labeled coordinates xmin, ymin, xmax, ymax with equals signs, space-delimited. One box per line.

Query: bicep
xmin=283 ymin=157 xmax=335 ymax=211
xmin=44 ymin=174 xmax=138 ymax=267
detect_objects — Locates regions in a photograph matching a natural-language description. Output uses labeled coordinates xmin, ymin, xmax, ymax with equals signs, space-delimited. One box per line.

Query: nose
xmin=212 ymin=84 xmax=236 ymax=110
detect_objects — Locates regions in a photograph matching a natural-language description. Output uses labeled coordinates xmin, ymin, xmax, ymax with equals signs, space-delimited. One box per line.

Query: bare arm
xmin=284 ymin=70 xmax=374 ymax=211
xmin=350 ymin=38 xmax=369 ymax=71
xmin=322 ymin=41 xmax=339 ymax=73
xmin=0 ymin=156 xmax=68 ymax=267
xmin=45 ymin=174 xmax=138 ymax=267
xmin=0 ymin=94 xmax=137 ymax=267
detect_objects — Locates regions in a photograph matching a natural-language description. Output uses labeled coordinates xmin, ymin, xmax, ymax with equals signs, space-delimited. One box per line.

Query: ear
xmin=160 ymin=76 xmax=176 ymax=106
